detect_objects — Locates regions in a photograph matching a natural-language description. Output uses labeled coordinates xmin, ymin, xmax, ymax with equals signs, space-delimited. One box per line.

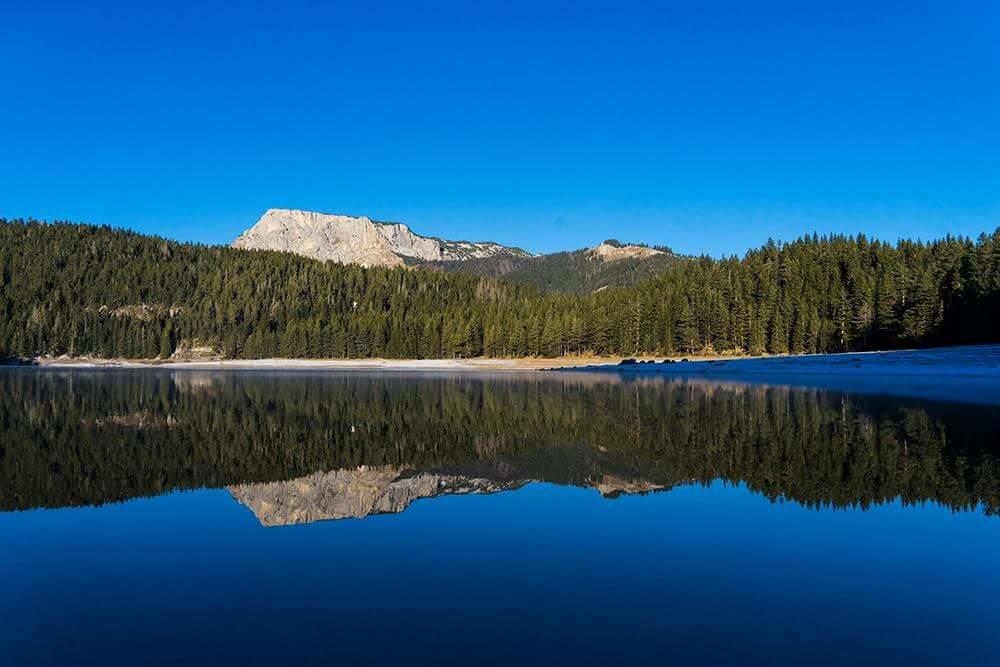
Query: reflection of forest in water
xmin=1 ymin=369 xmax=998 ymax=516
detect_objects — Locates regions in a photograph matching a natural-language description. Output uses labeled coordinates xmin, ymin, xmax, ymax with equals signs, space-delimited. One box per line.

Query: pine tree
xmin=676 ymin=299 xmax=698 ymax=353
xmin=159 ymin=320 xmax=174 ymax=359
xmin=769 ymin=307 xmax=788 ymax=354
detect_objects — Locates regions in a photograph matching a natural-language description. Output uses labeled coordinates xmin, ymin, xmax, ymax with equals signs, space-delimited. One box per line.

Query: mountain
xmin=428 ymin=241 xmax=686 ymax=293
xmin=233 ymin=208 xmax=530 ymax=268
xmin=232 ymin=210 xmax=682 ymax=292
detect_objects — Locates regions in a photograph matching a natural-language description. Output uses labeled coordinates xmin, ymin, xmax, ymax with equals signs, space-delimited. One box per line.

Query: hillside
xmin=428 ymin=242 xmax=685 ymax=293
xmin=233 ymin=209 xmax=681 ymax=292
xmin=1 ymin=219 xmax=998 ymax=361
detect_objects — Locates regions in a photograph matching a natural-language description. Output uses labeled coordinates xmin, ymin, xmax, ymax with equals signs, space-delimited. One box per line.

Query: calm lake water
xmin=2 ymin=368 xmax=999 ymax=665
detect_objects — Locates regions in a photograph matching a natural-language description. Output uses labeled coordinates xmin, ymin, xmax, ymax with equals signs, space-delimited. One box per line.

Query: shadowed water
xmin=2 ymin=368 xmax=999 ymax=665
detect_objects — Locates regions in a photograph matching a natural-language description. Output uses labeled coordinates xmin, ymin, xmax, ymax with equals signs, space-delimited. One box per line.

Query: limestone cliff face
xmin=233 ymin=208 xmax=529 ymax=268
xmin=375 ymin=222 xmax=445 ymax=261
xmin=232 ymin=209 xmax=403 ymax=267
xmin=229 ymin=466 xmax=527 ymax=527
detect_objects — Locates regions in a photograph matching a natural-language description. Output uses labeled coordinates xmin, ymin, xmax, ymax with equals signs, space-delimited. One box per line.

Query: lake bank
xmin=30 ymin=353 xmax=736 ymax=371
xmin=22 ymin=346 xmax=1000 ymax=381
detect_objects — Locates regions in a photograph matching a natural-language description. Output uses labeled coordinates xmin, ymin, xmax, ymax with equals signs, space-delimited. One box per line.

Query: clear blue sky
xmin=3 ymin=1 xmax=997 ymax=257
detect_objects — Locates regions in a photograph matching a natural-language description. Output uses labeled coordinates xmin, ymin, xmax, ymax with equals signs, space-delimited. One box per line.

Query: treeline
xmin=1 ymin=219 xmax=999 ymax=359
xmin=3 ymin=371 xmax=998 ymax=513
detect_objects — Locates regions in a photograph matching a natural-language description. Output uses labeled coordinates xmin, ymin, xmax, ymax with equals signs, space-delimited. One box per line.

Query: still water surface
xmin=2 ymin=369 xmax=999 ymax=665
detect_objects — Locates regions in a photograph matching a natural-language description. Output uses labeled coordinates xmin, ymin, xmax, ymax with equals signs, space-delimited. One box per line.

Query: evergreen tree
xmin=159 ymin=320 xmax=174 ymax=359
xmin=769 ymin=307 xmax=788 ymax=354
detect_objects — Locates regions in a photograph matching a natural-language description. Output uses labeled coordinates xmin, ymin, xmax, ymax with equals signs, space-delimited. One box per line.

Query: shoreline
xmin=556 ymin=344 xmax=1000 ymax=406
xmin=13 ymin=345 xmax=1000 ymax=405
xmin=27 ymin=354 xmax=693 ymax=371
xmin=563 ymin=344 xmax=1000 ymax=377
xmin=14 ymin=345 xmax=998 ymax=378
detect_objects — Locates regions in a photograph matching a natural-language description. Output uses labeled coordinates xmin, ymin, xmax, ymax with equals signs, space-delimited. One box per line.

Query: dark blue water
xmin=2 ymin=369 xmax=998 ymax=665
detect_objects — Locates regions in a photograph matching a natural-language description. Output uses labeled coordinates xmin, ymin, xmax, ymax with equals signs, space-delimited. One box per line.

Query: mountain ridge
xmin=428 ymin=239 xmax=687 ymax=293
xmin=233 ymin=208 xmax=531 ymax=268
xmin=233 ymin=208 xmax=683 ymax=292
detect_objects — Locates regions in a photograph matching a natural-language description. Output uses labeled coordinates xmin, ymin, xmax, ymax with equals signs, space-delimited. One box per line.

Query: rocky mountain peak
xmin=233 ymin=208 xmax=530 ymax=268
xmin=586 ymin=241 xmax=666 ymax=262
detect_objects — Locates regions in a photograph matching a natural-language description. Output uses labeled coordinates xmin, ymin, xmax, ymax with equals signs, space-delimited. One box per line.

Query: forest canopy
xmin=1 ymin=218 xmax=998 ymax=360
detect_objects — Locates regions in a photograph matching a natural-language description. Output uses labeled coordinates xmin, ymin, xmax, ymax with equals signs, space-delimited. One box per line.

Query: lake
xmin=2 ymin=368 xmax=999 ymax=665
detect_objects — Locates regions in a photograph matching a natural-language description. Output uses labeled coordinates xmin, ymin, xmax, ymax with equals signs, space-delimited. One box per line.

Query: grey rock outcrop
xmin=586 ymin=242 xmax=665 ymax=262
xmin=232 ymin=209 xmax=402 ymax=267
xmin=233 ymin=208 xmax=529 ymax=268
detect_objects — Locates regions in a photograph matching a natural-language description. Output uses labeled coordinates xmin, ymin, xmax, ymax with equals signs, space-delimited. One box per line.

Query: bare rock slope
xmin=233 ymin=208 xmax=529 ymax=268
xmin=586 ymin=241 xmax=665 ymax=262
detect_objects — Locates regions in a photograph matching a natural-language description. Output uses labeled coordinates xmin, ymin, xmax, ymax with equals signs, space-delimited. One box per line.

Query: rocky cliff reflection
xmin=2 ymin=369 xmax=998 ymax=522
xmin=230 ymin=467 xmax=529 ymax=526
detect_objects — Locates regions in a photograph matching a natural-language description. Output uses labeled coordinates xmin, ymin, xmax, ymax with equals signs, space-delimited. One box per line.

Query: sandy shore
xmin=28 ymin=347 xmax=1000 ymax=378
xmin=33 ymin=354 xmax=690 ymax=371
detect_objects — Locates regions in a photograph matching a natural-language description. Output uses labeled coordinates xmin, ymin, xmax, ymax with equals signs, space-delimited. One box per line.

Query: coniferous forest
xmin=1 ymin=218 xmax=999 ymax=360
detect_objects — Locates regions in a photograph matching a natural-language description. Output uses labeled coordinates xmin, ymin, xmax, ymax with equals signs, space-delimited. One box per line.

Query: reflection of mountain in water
xmin=230 ymin=467 xmax=527 ymax=526
xmin=2 ymin=369 xmax=999 ymax=517
xmin=229 ymin=455 xmax=671 ymax=526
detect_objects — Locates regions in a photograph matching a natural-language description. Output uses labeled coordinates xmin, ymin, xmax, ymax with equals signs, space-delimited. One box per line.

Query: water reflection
xmin=2 ymin=369 xmax=998 ymax=520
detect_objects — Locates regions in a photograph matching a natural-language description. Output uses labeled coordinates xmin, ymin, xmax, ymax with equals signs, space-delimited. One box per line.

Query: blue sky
xmin=3 ymin=1 xmax=997 ymax=256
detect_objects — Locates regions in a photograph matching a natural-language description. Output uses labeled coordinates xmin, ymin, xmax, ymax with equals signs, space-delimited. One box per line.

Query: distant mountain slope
xmin=234 ymin=208 xmax=530 ymax=268
xmin=428 ymin=242 xmax=686 ymax=293
xmin=233 ymin=210 xmax=681 ymax=292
